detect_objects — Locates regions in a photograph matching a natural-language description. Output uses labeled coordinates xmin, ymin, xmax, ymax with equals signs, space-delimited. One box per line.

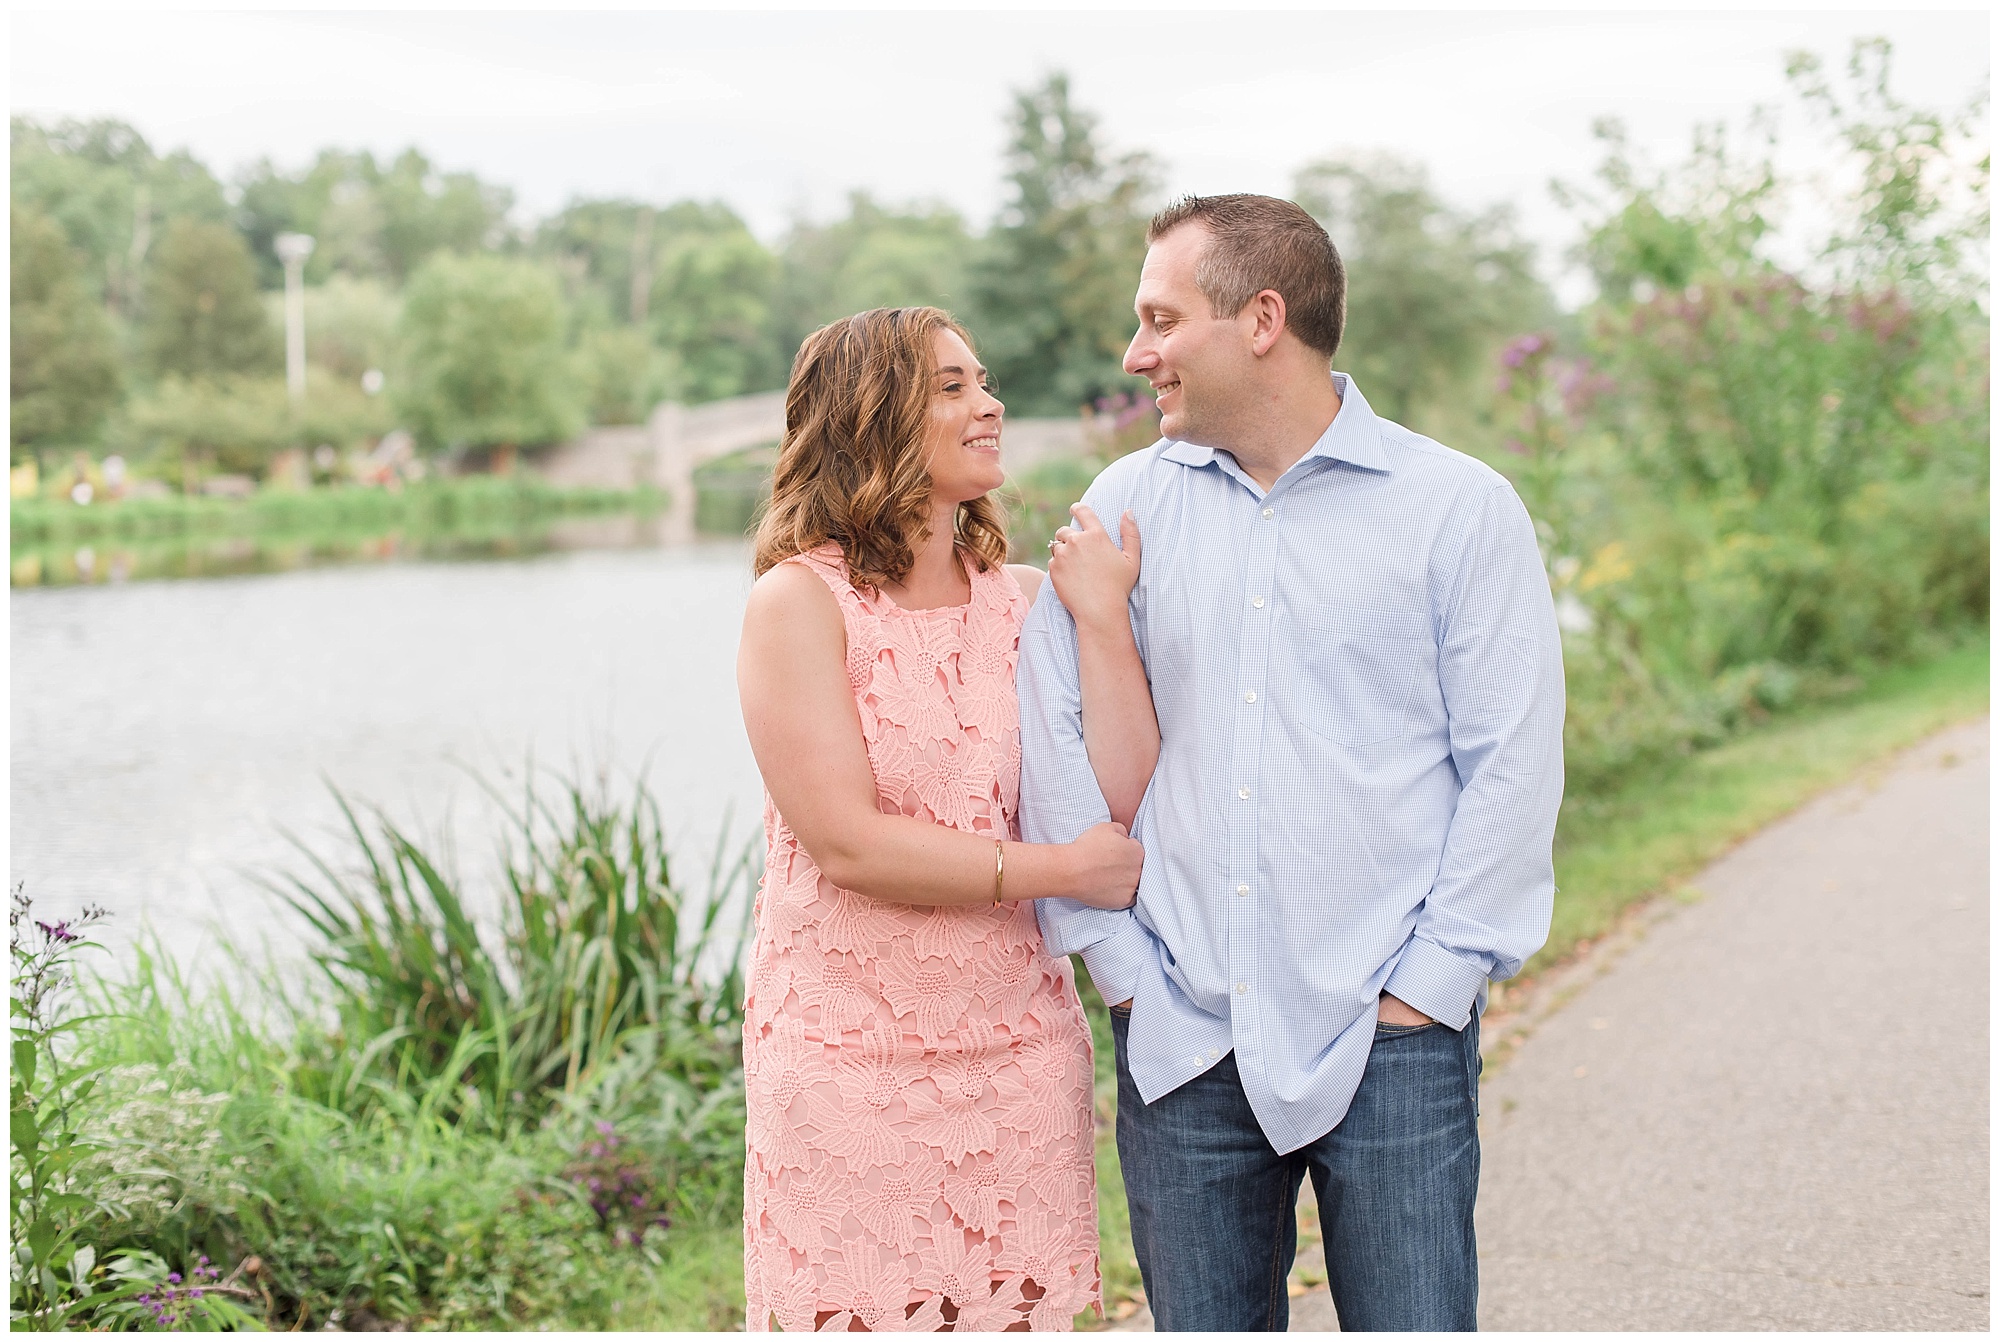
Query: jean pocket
xmin=1374 ymin=1019 xmax=1436 ymax=1038
xmin=1108 ymin=1002 xmax=1133 ymax=1019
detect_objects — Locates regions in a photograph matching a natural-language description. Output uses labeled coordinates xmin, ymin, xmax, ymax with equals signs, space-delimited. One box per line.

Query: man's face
xmin=1123 ymin=224 xmax=1251 ymax=447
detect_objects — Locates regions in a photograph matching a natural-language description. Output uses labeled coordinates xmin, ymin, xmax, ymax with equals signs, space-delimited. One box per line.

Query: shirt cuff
xmin=1383 ymin=935 xmax=1491 ymax=1031
xmin=1078 ymin=919 xmax=1154 ymax=1008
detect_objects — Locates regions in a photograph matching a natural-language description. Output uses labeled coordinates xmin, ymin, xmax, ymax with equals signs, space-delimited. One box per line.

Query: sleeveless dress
xmin=743 ymin=545 xmax=1101 ymax=1333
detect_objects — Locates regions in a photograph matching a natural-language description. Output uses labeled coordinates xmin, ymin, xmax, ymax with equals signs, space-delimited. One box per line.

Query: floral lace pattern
xmin=744 ymin=546 xmax=1100 ymax=1333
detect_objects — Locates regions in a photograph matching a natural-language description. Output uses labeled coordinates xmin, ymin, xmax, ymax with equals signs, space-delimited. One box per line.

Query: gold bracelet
xmin=994 ymin=839 xmax=1006 ymax=906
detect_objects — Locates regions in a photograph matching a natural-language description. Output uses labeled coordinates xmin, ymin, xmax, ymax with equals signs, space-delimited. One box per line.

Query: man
xmin=1018 ymin=194 xmax=1565 ymax=1331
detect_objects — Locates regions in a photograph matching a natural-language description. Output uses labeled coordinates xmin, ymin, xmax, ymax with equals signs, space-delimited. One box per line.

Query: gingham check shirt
xmin=1020 ymin=373 xmax=1566 ymax=1153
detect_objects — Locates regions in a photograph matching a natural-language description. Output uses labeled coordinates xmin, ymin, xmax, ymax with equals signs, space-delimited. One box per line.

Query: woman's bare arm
xmin=1047 ymin=505 xmax=1161 ymax=831
xmin=737 ymin=563 xmax=1140 ymax=908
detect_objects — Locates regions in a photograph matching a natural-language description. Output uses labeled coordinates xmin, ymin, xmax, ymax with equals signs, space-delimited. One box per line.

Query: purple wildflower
xmin=1500 ymin=333 xmax=1548 ymax=369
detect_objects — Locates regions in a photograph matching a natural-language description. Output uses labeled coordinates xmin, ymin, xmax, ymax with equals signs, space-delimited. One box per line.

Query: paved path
xmin=1111 ymin=718 xmax=1989 ymax=1331
xmin=1476 ymin=717 xmax=1989 ymax=1330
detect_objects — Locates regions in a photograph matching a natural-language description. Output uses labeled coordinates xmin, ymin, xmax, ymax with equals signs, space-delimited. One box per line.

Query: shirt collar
xmin=1159 ymin=372 xmax=1392 ymax=475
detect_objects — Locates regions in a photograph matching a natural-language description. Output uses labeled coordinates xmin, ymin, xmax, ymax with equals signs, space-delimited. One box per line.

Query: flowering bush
xmin=564 ymin=1122 xmax=673 ymax=1248
xmin=1484 ymin=42 xmax=1987 ymax=791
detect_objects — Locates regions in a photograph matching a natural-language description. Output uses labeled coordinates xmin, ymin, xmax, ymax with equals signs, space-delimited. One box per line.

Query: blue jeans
xmin=1110 ymin=1006 xmax=1481 ymax=1331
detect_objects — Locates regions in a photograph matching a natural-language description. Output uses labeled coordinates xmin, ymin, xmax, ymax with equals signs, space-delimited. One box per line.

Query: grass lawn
xmin=1536 ymin=636 xmax=1989 ymax=978
xmin=1073 ymin=636 xmax=1990 ymax=1326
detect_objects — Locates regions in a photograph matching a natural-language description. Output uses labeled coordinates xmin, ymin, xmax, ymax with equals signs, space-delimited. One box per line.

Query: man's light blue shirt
xmin=1019 ymin=373 xmax=1566 ymax=1155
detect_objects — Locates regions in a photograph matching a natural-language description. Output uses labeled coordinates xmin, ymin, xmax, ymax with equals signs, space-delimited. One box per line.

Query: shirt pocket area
xmin=1292 ymin=609 xmax=1430 ymax=748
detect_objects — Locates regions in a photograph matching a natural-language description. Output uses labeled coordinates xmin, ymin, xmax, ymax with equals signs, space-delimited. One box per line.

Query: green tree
xmin=10 ymin=204 xmax=121 ymax=457
xmin=576 ymin=326 xmax=667 ymax=425
xmin=1295 ymin=154 xmax=1552 ymax=427
xmin=1553 ymin=116 xmax=1779 ymax=305
xmin=1788 ymin=36 xmax=1989 ymax=297
xmin=646 ymin=202 xmax=783 ymax=403
xmin=969 ymin=74 xmax=1158 ymax=414
xmin=534 ymin=198 xmax=658 ymax=327
xmin=773 ymin=193 xmax=973 ymax=351
xmin=139 ymin=218 xmax=279 ymax=379
xmin=536 ymin=198 xmax=783 ymax=403
xmin=396 ymin=253 xmax=582 ymax=450
xmin=236 ymin=148 xmax=514 ymax=286
xmin=10 ymin=116 xmax=229 ymax=316
xmin=118 ymin=374 xmax=291 ymax=480
xmin=304 ymin=275 xmax=400 ymax=384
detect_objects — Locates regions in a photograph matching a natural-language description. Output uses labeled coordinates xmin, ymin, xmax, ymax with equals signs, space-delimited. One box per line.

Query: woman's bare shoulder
xmin=744 ymin=560 xmax=844 ymax=636
xmin=1004 ymin=563 xmax=1046 ymax=604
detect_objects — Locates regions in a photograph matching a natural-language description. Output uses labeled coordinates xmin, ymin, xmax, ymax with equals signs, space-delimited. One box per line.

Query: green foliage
xmin=10 ymin=890 xmax=117 ymax=1329
xmin=1496 ymin=38 xmax=1989 ymax=794
xmin=774 ymin=192 xmax=974 ymax=349
xmin=1535 ymin=639 xmax=1987 ymax=980
xmin=1295 ymin=153 xmax=1552 ymax=429
xmin=30 ymin=762 xmax=758 ymax=1329
xmin=235 ymin=148 xmax=514 ymax=286
xmin=140 ymin=218 xmax=279 ymax=380
xmin=10 ymin=116 xmax=230 ymax=316
xmin=303 ymin=276 xmax=400 ymax=384
xmin=1787 ymin=37 xmax=1990 ymax=296
xmin=646 ymin=203 xmax=785 ymax=403
xmin=263 ymin=768 xmax=753 ymax=1127
xmin=576 ymin=326 xmax=667 ymax=426
xmin=116 ymin=375 xmax=292 ymax=479
xmin=970 ymin=74 xmax=1159 ymax=414
xmin=10 ymin=475 xmax=652 ymax=550
xmin=1003 ymin=453 xmax=1105 ymax=563
xmin=106 ymin=367 xmax=394 ymax=483
xmin=396 ymin=253 xmax=583 ymax=450
xmin=10 ymin=204 xmax=120 ymax=456
xmin=536 ymin=198 xmax=664 ymax=327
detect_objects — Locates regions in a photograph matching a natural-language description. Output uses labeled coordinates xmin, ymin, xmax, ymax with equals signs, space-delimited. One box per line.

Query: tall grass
xmin=264 ymin=769 xmax=752 ymax=1127
xmin=23 ymin=765 xmax=761 ymax=1330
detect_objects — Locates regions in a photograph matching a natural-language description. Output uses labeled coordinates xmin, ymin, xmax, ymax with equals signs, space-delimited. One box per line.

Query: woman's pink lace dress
xmin=743 ymin=545 xmax=1100 ymax=1333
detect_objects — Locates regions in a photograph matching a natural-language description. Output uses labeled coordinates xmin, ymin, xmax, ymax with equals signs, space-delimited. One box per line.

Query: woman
xmin=736 ymin=307 xmax=1149 ymax=1332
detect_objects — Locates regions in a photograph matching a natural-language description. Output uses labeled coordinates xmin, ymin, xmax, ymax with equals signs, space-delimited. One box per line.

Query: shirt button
xmin=1262 ymin=507 xmax=1274 ymax=519
xmin=1235 ymin=982 xmax=1249 ymax=994
xmin=1236 ymin=884 xmax=1249 ymax=897
xmin=1237 ymin=786 xmax=1251 ymax=800
xmin=1208 ymin=1048 xmax=1221 ymax=1059
xmin=1251 ymin=596 xmax=1266 ymax=609
xmin=1243 ymin=690 xmax=1257 ymax=703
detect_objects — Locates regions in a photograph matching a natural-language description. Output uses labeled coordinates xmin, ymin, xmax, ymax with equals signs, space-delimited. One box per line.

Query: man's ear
xmin=1246 ymin=289 xmax=1289 ymax=357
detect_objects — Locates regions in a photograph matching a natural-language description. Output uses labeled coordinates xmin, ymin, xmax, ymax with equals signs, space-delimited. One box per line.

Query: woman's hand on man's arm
xmin=1048 ymin=504 xmax=1160 ymax=832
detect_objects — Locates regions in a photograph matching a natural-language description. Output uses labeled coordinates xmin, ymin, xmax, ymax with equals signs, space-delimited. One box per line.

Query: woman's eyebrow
xmin=935 ymin=365 xmax=989 ymax=378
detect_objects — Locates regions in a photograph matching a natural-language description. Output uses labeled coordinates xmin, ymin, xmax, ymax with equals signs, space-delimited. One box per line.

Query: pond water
xmin=10 ymin=537 xmax=767 ymax=979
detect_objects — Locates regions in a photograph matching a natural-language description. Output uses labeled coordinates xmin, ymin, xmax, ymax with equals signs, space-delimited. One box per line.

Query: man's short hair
xmin=1147 ymin=194 xmax=1346 ymax=358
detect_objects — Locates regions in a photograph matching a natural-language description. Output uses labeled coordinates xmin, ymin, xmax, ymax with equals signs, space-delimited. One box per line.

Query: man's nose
xmin=1123 ymin=331 xmax=1154 ymax=376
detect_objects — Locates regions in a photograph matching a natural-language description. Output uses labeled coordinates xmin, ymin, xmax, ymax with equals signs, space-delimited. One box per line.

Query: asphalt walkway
xmin=1475 ymin=717 xmax=1990 ymax=1330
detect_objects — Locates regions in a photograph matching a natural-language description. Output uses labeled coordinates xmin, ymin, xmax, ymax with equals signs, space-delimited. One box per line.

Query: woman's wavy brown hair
xmin=752 ymin=306 xmax=1010 ymax=590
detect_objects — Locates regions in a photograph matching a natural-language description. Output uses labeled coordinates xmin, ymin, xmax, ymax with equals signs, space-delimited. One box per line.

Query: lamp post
xmin=274 ymin=233 xmax=315 ymax=408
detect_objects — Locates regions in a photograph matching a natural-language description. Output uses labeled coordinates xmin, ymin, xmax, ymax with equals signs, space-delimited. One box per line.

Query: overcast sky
xmin=12 ymin=7 xmax=1990 ymax=294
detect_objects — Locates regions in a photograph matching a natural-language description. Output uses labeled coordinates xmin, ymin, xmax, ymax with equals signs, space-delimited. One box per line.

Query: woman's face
xmin=921 ymin=327 xmax=1005 ymax=505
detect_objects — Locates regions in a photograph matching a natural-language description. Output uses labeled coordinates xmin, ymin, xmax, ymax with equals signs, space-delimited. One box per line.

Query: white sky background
xmin=11 ymin=8 xmax=1991 ymax=301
